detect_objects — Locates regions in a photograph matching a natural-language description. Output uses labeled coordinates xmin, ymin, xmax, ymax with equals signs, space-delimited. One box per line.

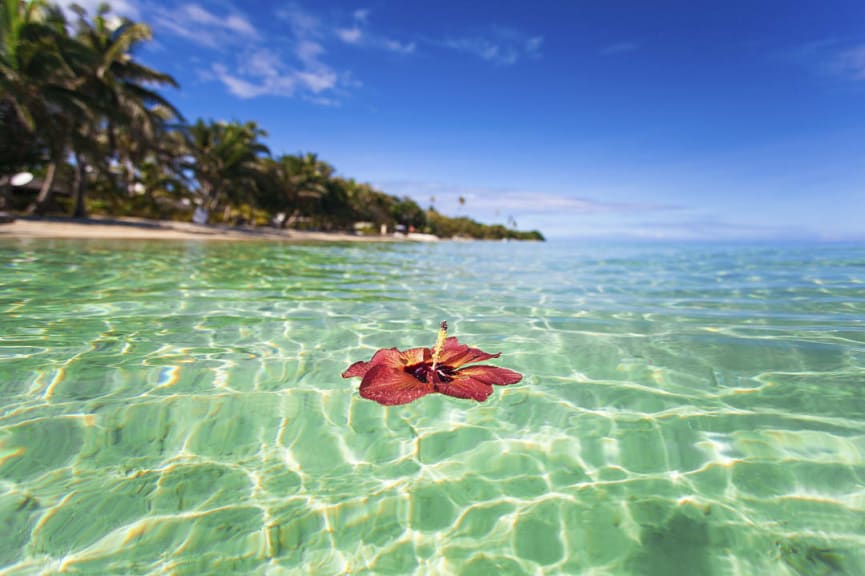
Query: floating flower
xmin=342 ymin=321 xmax=522 ymax=405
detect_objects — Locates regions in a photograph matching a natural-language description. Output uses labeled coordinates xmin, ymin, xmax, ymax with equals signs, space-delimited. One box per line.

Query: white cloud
xmin=156 ymin=3 xmax=416 ymax=103
xmin=295 ymin=40 xmax=325 ymax=65
xmin=379 ymin=180 xmax=676 ymax=220
xmin=154 ymin=3 xmax=351 ymax=102
xmin=153 ymin=4 xmax=258 ymax=49
xmin=277 ymin=3 xmax=322 ymax=38
xmin=212 ymin=63 xmax=276 ymax=98
xmin=374 ymin=180 xmax=706 ymax=238
xmin=445 ymin=28 xmax=543 ymax=65
xmin=336 ymin=26 xmax=363 ymax=44
xmin=375 ymin=179 xmax=829 ymax=240
xmin=786 ymin=39 xmax=865 ymax=82
xmin=296 ymin=69 xmax=338 ymax=93
xmin=331 ymin=8 xmax=415 ymax=54
xmin=487 ymin=191 xmax=672 ymax=214
xmin=451 ymin=39 xmax=506 ymax=63
xmin=210 ymin=44 xmax=339 ymax=99
xmin=832 ymin=45 xmax=865 ymax=80
xmin=58 ymin=0 xmax=140 ymax=20
xmin=383 ymin=39 xmax=416 ymax=54
xmin=223 ymin=14 xmax=258 ymax=37
xmin=568 ymin=216 xmax=814 ymax=241
xmin=600 ymin=42 xmax=639 ymax=56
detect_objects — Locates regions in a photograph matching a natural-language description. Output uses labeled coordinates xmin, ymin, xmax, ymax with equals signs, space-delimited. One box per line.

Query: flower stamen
xmin=431 ymin=320 xmax=447 ymax=371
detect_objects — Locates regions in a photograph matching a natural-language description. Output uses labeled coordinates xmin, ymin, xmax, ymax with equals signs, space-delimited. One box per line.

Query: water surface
xmin=1 ymin=239 xmax=864 ymax=574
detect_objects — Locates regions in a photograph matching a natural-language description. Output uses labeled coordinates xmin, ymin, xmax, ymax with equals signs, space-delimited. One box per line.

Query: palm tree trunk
xmin=0 ymin=179 xmax=10 ymax=211
xmin=283 ymin=209 xmax=300 ymax=229
xmin=26 ymin=160 xmax=58 ymax=215
xmin=124 ymin=156 xmax=136 ymax=196
xmin=72 ymin=152 xmax=88 ymax=218
xmin=206 ymin=185 xmax=220 ymax=212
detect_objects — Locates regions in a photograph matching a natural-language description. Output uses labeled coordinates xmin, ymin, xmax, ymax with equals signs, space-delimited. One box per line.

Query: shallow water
xmin=1 ymin=238 xmax=864 ymax=575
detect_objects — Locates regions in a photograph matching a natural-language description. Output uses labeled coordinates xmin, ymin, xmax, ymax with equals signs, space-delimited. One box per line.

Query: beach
xmin=0 ymin=216 xmax=422 ymax=243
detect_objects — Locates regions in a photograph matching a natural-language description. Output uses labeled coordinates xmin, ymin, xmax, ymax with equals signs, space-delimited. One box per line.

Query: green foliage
xmin=0 ymin=98 xmax=41 ymax=174
xmin=426 ymin=210 xmax=544 ymax=241
xmin=182 ymin=119 xmax=270 ymax=217
xmin=1 ymin=0 xmax=182 ymax=216
xmin=391 ymin=196 xmax=426 ymax=230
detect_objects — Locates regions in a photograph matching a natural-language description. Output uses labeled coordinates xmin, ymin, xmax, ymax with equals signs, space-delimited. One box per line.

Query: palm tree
xmin=182 ymin=119 xmax=270 ymax=221
xmin=345 ymin=179 xmax=396 ymax=228
xmin=260 ymin=152 xmax=335 ymax=228
xmin=62 ymin=4 xmax=181 ymax=217
xmin=0 ymin=0 xmax=67 ymax=131
xmin=286 ymin=152 xmax=333 ymax=205
xmin=0 ymin=92 xmax=40 ymax=182
xmin=1 ymin=0 xmax=83 ymax=212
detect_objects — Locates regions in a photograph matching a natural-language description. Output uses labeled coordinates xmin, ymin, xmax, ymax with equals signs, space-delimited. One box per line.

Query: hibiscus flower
xmin=342 ymin=321 xmax=522 ymax=405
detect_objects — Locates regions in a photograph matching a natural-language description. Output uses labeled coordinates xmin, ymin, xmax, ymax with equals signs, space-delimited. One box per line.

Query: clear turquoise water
xmin=1 ymin=238 xmax=864 ymax=575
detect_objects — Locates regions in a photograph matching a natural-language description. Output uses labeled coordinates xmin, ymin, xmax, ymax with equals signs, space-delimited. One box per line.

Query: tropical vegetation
xmin=0 ymin=0 xmax=544 ymax=241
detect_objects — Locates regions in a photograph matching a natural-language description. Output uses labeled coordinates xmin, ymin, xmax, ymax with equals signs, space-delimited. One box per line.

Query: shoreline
xmin=0 ymin=216 xmax=427 ymax=243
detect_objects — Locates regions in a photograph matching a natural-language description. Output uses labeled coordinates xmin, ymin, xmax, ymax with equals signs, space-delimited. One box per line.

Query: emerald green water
xmin=1 ymin=239 xmax=863 ymax=575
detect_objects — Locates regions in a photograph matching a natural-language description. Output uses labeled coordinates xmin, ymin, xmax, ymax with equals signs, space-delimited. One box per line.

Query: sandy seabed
xmin=0 ymin=216 xmax=428 ymax=243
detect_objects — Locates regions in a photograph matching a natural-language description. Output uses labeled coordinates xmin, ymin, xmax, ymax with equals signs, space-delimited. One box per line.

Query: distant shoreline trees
xmin=0 ymin=0 xmax=544 ymax=241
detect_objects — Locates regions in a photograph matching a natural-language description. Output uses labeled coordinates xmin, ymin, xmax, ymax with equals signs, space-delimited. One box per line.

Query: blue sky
xmin=73 ymin=0 xmax=864 ymax=239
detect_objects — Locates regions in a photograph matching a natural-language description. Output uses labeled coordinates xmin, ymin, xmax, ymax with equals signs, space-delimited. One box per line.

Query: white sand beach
xmin=0 ymin=217 xmax=426 ymax=243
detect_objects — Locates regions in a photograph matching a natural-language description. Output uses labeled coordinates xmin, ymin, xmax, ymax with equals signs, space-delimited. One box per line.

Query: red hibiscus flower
xmin=342 ymin=321 xmax=522 ymax=405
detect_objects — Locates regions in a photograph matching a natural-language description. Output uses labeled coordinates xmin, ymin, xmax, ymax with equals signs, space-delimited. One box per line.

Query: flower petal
xmin=436 ymin=377 xmax=494 ymax=402
xmin=342 ymin=360 xmax=372 ymax=379
xmin=437 ymin=337 xmax=500 ymax=368
xmin=437 ymin=365 xmax=523 ymax=402
xmin=458 ymin=365 xmax=523 ymax=386
xmin=359 ymin=365 xmax=434 ymax=405
xmin=342 ymin=347 xmax=405 ymax=379
xmin=399 ymin=347 xmax=430 ymax=366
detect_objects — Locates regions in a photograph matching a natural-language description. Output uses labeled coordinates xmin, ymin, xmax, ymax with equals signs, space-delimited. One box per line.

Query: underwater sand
xmin=1 ymin=239 xmax=863 ymax=574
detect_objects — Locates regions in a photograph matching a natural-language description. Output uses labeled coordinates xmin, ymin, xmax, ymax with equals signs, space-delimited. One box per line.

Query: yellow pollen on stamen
xmin=431 ymin=320 xmax=448 ymax=370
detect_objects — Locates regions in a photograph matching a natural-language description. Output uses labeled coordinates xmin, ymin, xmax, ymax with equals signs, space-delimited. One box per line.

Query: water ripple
xmin=1 ymin=239 xmax=864 ymax=574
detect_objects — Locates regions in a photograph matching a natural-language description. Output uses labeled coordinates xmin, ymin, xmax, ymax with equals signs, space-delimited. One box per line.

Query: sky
xmin=69 ymin=0 xmax=864 ymax=240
